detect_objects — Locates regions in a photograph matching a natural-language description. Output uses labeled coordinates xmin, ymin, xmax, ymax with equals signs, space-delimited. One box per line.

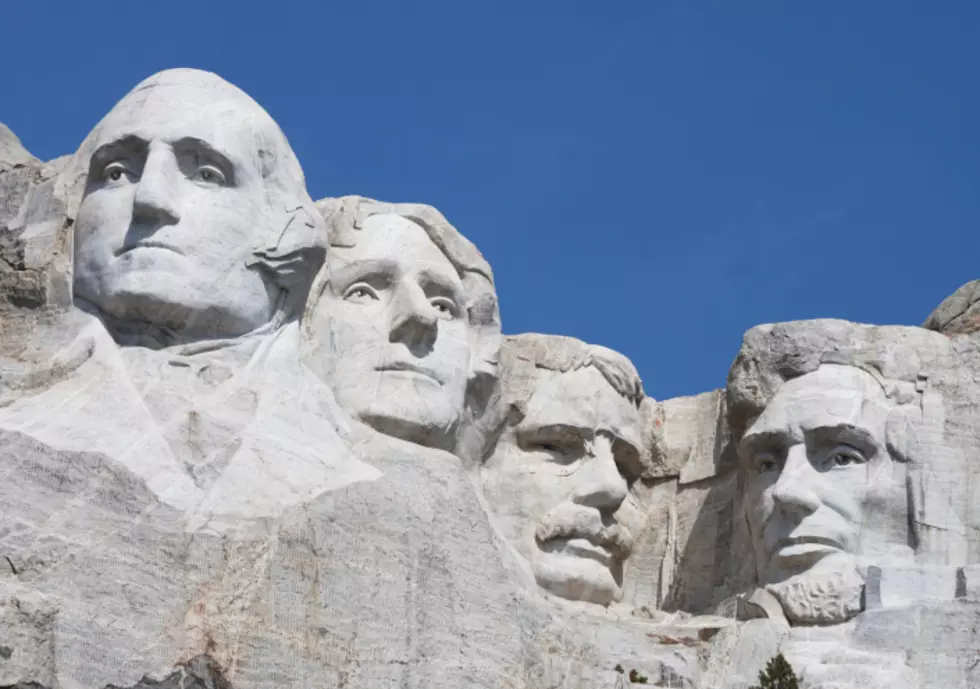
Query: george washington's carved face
xmin=73 ymin=72 xmax=284 ymax=340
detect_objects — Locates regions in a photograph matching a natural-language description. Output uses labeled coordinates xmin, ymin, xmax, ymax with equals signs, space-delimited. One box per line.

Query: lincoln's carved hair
xmin=67 ymin=68 xmax=327 ymax=321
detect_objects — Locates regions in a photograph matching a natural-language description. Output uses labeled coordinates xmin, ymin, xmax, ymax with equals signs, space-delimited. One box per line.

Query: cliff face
xmin=2 ymin=69 xmax=980 ymax=689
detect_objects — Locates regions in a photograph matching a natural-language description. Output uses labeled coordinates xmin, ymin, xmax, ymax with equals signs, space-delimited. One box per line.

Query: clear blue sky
xmin=3 ymin=1 xmax=977 ymax=400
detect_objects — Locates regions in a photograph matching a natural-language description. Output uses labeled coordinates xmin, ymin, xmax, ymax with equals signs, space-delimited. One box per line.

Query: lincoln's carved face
xmin=740 ymin=365 xmax=908 ymax=591
xmin=482 ymin=365 xmax=645 ymax=607
xmin=73 ymin=73 xmax=281 ymax=341
xmin=307 ymin=213 xmax=472 ymax=449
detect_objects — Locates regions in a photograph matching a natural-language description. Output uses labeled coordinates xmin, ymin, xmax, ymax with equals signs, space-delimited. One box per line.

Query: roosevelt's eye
xmin=101 ymin=161 xmax=133 ymax=184
xmin=192 ymin=164 xmax=226 ymax=185
xmin=430 ymin=297 xmax=458 ymax=320
xmin=343 ymin=284 xmax=379 ymax=303
xmin=826 ymin=445 xmax=866 ymax=468
xmin=754 ymin=452 xmax=779 ymax=474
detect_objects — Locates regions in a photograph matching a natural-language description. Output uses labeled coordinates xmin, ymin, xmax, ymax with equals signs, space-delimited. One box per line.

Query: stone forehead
xmin=749 ymin=364 xmax=891 ymax=435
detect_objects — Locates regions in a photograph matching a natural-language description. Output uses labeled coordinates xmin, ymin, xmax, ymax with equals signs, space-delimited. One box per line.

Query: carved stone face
xmin=73 ymin=76 xmax=278 ymax=340
xmin=740 ymin=365 xmax=907 ymax=589
xmin=308 ymin=213 xmax=472 ymax=448
xmin=482 ymin=366 xmax=645 ymax=606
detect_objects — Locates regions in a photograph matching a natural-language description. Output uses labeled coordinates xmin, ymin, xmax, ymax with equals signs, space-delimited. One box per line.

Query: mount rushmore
xmin=1 ymin=68 xmax=979 ymax=689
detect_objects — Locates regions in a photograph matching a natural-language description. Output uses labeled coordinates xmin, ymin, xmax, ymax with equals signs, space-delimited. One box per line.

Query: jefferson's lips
xmin=115 ymin=241 xmax=184 ymax=256
xmin=375 ymin=362 xmax=442 ymax=384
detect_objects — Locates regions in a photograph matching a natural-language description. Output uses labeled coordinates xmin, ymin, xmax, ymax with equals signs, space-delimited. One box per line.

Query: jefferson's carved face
xmin=73 ymin=79 xmax=278 ymax=340
xmin=740 ymin=365 xmax=906 ymax=586
xmin=482 ymin=366 xmax=645 ymax=606
xmin=308 ymin=214 xmax=472 ymax=448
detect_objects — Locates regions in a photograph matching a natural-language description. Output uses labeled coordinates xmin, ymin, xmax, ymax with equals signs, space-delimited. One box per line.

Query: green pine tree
xmin=749 ymin=653 xmax=801 ymax=689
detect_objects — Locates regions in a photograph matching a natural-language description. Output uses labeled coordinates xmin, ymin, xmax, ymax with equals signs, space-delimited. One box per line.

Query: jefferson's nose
xmin=771 ymin=445 xmax=822 ymax=516
xmin=133 ymin=144 xmax=181 ymax=225
xmin=389 ymin=283 xmax=437 ymax=351
xmin=571 ymin=434 xmax=628 ymax=513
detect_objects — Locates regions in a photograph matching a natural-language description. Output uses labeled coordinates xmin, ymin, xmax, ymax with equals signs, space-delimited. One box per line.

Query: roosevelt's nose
xmin=388 ymin=283 xmax=438 ymax=353
xmin=132 ymin=144 xmax=181 ymax=226
xmin=571 ymin=434 xmax=628 ymax=513
xmin=771 ymin=444 xmax=822 ymax=516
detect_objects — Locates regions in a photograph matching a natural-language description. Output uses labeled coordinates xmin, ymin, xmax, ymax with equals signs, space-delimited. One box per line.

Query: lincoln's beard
xmin=766 ymin=563 xmax=866 ymax=626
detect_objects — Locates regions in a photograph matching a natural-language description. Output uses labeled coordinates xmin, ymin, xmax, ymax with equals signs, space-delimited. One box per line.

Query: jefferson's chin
xmin=338 ymin=373 xmax=460 ymax=449
xmin=532 ymin=550 xmax=622 ymax=607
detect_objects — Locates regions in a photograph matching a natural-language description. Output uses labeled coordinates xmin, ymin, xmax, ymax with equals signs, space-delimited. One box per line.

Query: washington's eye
xmin=754 ymin=452 xmax=779 ymax=474
xmin=430 ymin=298 xmax=458 ymax=320
xmin=101 ymin=161 xmax=131 ymax=183
xmin=193 ymin=165 xmax=226 ymax=185
xmin=343 ymin=284 xmax=378 ymax=303
xmin=827 ymin=445 xmax=866 ymax=468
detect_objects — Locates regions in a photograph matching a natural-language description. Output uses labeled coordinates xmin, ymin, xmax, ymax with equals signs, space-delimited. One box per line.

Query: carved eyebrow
xmin=329 ymin=258 xmax=397 ymax=292
xmin=173 ymin=137 xmax=236 ymax=185
xmin=516 ymin=422 xmax=591 ymax=443
xmin=803 ymin=423 xmax=879 ymax=456
xmin=738 ymin=429 xmax=794 ymax=464
xmin=90 ymin=135 xmax=148 ymax=173
xmin=416 ymin=268 xmax=465 ymax=303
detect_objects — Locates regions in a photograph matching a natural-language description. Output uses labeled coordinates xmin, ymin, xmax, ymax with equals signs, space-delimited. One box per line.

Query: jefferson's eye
xmin=343 ymin=284 xmax=378 ymax=303
xmin=827 ymin=445 xmax=866 ymax=468
xmin=101 ymin=162 xmax=131 ymax=183
xmin=754 ymin=453 xmax=779 ymax=474
xmin=430 ymin=298 xmax=458 ymax=320
xmin=193 ymin=165 xmax=226 ymax=185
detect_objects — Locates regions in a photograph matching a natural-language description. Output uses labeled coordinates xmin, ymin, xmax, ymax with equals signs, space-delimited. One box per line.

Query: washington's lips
xmin=771 ymin=535 xmax=845 ymax=560
xmin=375 ymin=361 xmax=442 ymax=384
xmin=115 ymin=240 xmax=184 ymax=256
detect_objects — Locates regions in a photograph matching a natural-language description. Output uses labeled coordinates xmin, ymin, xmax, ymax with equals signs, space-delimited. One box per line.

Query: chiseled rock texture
xmin=924 ymin=279 xmax=980 ymax=335
xmin=3 ymin=67 xmax=980 ymax=689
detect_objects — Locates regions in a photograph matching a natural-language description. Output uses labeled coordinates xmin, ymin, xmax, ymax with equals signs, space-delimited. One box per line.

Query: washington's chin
xmin=532 ymin=550 xmax=623 ymax=607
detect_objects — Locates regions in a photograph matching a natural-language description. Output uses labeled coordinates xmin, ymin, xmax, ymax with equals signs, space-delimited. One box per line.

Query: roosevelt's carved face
xmin=307 ymin=214 xmax=472 ymax=449
xmin=740 ymin=365 xmax=908 ymax=591
xmin=481 ymin=366 xmax=645 ymax=606
xmin=73 ymin=80 xmax=278 ymax=340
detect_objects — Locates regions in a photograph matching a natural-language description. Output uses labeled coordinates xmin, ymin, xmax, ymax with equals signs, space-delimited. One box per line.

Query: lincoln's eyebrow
xmin=738 ymin=429 xmax=794 ymax=463
xmin=803 ymin=423 xmax=879 ymax=455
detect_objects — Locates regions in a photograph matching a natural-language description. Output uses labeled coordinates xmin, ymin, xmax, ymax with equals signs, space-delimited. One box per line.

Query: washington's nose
xmin=389 ymin=283 xmax=438 ymax=352
xmin=132 ymin=145 xmax=181 ymax=225
xmin=771 ymin=445 xmax=821 ymax=516
xmin=571 ymin=435 xmax=628 ymax=513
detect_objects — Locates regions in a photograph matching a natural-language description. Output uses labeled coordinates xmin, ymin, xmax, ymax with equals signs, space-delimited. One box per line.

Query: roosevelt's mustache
xmin=534 ymin=503 xmax=633 ymax=560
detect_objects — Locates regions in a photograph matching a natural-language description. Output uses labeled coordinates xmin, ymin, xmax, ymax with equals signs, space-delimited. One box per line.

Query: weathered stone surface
xmin=4 ymin=67 xmax=980 ymax=689
xmin=924 ymin=279 xmax=980 ymax=335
